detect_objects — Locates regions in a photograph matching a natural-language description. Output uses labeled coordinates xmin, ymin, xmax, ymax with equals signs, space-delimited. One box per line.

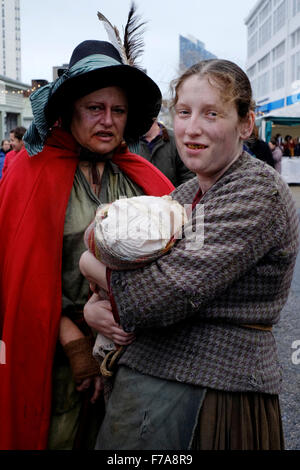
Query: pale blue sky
xmin=21 ymin=0 xmax=258 ymax=96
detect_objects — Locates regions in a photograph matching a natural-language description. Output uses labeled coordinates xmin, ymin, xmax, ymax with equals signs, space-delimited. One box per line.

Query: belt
xmin=241 ymin=323 xmax=272 ymax=331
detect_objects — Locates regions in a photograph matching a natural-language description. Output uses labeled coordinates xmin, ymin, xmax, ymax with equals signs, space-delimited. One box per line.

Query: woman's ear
xmin=240 ymin=111 xmax=255 ymax=140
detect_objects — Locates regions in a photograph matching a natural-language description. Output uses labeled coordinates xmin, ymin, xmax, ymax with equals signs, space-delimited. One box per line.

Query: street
xmin=273 ymin=184 xmax=300 ymax=450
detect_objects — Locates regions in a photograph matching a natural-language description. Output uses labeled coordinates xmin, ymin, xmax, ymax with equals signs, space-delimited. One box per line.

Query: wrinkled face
xmin=10 ymin=136 xmax=24 ymax=152
xmin=70 ymin=86 xmax=128 ymax=154
xmin=173 ymin=75 xmax=254 ymax=182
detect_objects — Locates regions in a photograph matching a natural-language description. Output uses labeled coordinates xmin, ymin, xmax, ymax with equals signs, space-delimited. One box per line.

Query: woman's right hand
xmin=83 ymin=293 xmax=135 ymax=346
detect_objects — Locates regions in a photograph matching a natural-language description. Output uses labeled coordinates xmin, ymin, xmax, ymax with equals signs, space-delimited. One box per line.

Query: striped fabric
xmin=110 ymin=152 xmax=299 ymax=394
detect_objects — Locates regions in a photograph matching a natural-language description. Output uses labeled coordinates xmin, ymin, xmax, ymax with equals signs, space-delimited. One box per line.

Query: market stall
xmin=281 ymin=156 xmax=300 ymax=184
xmin=255 ymin=102 xmax=300 ymax=144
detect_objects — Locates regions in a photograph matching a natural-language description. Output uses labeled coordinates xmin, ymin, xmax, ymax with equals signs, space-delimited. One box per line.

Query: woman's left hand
xmin=84 ymin=293 xmax=135 ymax=346
xmin=76 ymin=375 xmax=104 ymax=404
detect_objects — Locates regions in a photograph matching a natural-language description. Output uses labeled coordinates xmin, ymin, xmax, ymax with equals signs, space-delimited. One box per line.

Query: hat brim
xmin=45 ymin=65 xmax=162 ymax=141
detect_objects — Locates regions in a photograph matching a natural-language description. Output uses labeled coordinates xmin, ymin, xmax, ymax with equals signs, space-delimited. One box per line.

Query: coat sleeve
xmin=110 ymin=170 xmax=289 ymax=332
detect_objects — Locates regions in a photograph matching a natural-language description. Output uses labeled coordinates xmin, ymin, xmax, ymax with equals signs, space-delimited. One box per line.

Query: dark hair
xmin=170 ymin=59 xmax=256 ymax=120
xmin=12 ymin=126 xmax=27 ymax=141
xmin=270 ymin=137 xmax=278 ymax=146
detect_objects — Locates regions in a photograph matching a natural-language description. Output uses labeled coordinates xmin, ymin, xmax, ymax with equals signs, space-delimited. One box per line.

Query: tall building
xmin=0 ymin=0 xmax=21 ymax=81
xmin=179 ymin=34 xmax=217 ymax=71
xmin=245 ymin=0 xmax=300 ymax=114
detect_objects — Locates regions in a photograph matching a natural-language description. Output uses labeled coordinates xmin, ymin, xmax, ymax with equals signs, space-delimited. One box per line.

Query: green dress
xmin=47 ymin=160 xmax=144 ymax=449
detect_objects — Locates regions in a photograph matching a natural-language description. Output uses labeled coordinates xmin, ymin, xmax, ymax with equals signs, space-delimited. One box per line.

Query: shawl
xmin=0 ymin=127 xmax=174 ymax=450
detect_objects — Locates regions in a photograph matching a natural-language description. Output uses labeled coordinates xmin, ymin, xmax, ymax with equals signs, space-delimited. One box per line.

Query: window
xmin=248 ymin=31 xmax=258 ymax=57
xmin=248 ymin=17 xmax=258 ymax=37
xmin=291 ymin=50 xmax=300 ymax=81
xmin=273 ymin=40 xmax=286 ymax=60
xmin=273 ymin=1 xmax=286 ymax=32
xmin=259 ymin=17 xmax=272 ymax=47
xmin=251 ymin=78 xmax=258 ymax=98
xmin=272 ymin=62 xmax=285 ymax=90
xmin=258 ymin=53 xmax=270 ymax=71
xmin=247 ymin=64 xmax=256 ymax=79
xmin=259 ymin=1 xmax=271 ymax=23
xmin=257 ymin=71 xmax=270 ymax=97
xmin=291 ymin=28 xmax=300 ymax=48
xmin=293 ymin=0 xmax=300 ymax=15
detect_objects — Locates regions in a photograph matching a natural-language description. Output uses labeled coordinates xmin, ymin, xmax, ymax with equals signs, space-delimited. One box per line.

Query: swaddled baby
xmin=82 ymin=195 xmax=188 ymax=362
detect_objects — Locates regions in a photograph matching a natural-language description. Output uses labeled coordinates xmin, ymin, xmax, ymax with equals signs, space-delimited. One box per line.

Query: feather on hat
xmin=24 ymin=2 xmax=161 ymax=155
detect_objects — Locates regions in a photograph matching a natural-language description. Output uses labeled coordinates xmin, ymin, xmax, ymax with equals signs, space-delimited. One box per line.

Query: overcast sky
xmin=20 ymin=0 xmax=258 ymax=97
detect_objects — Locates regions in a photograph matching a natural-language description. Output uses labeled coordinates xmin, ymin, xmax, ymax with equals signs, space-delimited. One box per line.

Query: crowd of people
xmin=0 ymin=5 xmax=299 ymax=452
xmin=274 ymin=133 xmax=300 ymax=157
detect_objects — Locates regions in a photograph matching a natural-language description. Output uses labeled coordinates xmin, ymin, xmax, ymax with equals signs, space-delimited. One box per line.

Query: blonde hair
xmin=170 ymin=59 xmax=256 ymax=120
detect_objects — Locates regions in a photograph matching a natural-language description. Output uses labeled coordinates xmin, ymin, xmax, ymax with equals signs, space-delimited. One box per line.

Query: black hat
xmin=45 ymin=40 xmax=162 ymax=142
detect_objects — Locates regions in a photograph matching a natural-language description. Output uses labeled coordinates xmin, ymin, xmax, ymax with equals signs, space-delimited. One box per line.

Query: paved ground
xmin=273 ymin=184 xmax=300 ymax=450
xmin=289 ymin=184 xmax=300 ymax=210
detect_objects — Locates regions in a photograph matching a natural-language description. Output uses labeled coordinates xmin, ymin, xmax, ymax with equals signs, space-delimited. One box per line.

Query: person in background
xmin=274 ymin=133 xmax=284 ymax=150
xmin=0 ymin=6 xmax=173 ymax=451
xmin=138 ymin=119 xmax=195 ymax=186
xmin=269 ymin=137 xmax=283 ymax=173
xmin=82 ymin=59 xmax=299 ymax=451
xmin=0 ymin=139 xmax=11 ymax=178
xmin=283 ymin=135 xmax=294 ymax=157
xmin=293 ymin=137 xmax=300 ymax=156
xmin=2 ymin=126 xmax=27 ymax=177
xmin=245 ymin=125 xmax=275 ymax=168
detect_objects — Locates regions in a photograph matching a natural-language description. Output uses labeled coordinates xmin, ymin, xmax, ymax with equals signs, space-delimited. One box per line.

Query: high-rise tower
xmin=0 ymin=0 xmax=21 ymax=81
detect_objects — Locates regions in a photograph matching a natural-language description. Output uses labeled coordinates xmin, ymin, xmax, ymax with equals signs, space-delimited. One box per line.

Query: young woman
xmin=81 ymin=59 xmax=299 ymax=450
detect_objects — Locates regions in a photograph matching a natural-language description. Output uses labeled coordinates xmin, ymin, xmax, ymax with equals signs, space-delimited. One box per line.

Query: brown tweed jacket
xmin=111 ymin=152 xmax=299 ymax=394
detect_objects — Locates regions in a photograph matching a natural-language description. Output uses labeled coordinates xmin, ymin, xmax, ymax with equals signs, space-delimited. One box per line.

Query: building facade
xmin=0 ymin=1 xmax=34 ymax=140
xmin=0 ymin=0 xmax=21 ymax=81
xmin=245 ymin=0 xmax=300 ymax=113
xmin=0 ymin=75 xmax=33 ymax=139
xmin=179 ymin=34 xmax=217 ymax=71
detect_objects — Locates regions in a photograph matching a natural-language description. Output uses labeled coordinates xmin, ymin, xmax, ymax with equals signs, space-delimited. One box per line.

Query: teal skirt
xmin=96 ymin=366 xmax=284 ymax=451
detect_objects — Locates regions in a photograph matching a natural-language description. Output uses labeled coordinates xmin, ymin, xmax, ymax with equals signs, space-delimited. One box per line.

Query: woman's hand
xmin=84 ymin=293 xmax=135 ymax=346
xmin=76 ymin=375 xmax=103 ymax=404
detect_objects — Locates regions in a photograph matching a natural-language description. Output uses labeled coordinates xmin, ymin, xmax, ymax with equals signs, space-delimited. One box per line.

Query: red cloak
xmin=0 ymin=128 xmax=174 ymax=450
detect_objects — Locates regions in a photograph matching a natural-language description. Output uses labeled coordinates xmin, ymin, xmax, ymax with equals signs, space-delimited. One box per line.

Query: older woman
xmin=81 ymin=59 xmax=299 ymax=450
xmin=0 ymin=26 xmax=174 ymax=450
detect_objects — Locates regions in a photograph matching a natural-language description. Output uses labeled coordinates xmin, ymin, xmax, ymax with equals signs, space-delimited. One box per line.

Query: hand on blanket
xmin=84 ymin=293 xmax=135 ymax=346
